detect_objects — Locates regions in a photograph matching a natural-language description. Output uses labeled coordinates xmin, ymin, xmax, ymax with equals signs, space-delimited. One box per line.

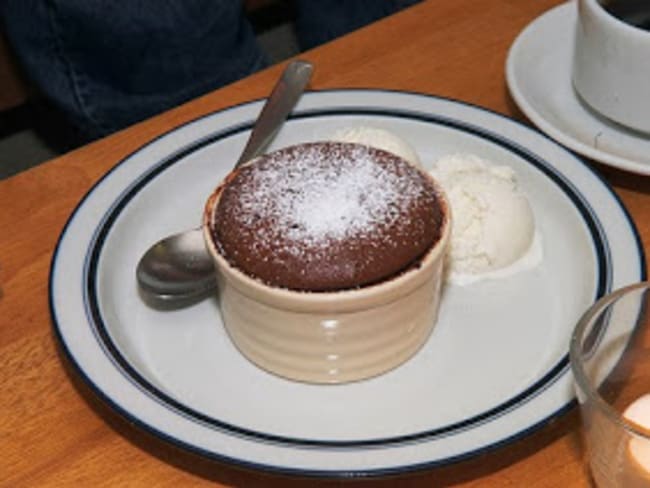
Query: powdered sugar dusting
xmin=212 ymin=142 xmax=443 ymax=290
xmin=233 ymin=143 xmax=421 ymax=249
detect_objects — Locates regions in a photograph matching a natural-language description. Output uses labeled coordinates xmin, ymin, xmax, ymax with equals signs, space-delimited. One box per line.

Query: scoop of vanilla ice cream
xmin=430 ymin=154 xmax=539 ymax=283
xmin=331 ymin=126 xmax=422 ymax=167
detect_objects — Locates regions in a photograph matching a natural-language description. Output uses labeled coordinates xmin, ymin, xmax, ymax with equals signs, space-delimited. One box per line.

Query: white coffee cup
xmin=573 ymin=0 xmax=650 ymax=133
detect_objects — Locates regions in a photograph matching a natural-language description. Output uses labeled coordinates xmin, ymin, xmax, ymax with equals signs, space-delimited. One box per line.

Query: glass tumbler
xmin=570 ymin=282 xmax=650 ymax=487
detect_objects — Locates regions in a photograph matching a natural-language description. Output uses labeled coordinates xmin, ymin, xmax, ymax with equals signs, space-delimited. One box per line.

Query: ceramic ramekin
xmin=202 ymin=163 xmax=451 ymax=384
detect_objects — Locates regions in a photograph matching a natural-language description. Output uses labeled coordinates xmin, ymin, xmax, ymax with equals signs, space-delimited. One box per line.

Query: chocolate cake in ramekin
xmin=203 ymin=141 xmax=450 ymax=383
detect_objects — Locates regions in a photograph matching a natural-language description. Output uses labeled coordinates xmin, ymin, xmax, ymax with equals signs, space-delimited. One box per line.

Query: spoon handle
xmin=236 ymin=60 xmax=314 ymax=167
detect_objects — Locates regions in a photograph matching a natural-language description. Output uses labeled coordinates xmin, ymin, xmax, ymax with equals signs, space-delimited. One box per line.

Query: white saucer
xmin=506 ymin=1 xmax=650 ymax=176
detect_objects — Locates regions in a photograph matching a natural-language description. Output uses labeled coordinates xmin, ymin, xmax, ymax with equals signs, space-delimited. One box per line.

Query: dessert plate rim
xmin=49 ymin=88 xmax=645 ymax=477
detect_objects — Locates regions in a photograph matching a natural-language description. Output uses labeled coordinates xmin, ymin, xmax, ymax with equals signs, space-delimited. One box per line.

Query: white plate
xmin=50 ymin=89 xmax=645 ymax=477
xmin=506 ymin=1 xmax=650 ymax=176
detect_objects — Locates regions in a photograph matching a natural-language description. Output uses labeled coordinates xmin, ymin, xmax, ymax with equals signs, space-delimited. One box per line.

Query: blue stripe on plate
xmin=84 ymin=108 xmax=610 ymax=447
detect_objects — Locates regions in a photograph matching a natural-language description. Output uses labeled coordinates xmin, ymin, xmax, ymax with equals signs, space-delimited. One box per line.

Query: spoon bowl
xmin=136 ymin=228 xmax=215 ymax=302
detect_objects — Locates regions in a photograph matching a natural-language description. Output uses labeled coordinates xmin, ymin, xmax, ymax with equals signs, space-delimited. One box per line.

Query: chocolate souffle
xmin=208 ymin=141 xmax=446 ymax=292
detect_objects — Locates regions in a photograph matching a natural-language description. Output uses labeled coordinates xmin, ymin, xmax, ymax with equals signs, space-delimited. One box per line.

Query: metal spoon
xmin=136 ymin=60 xmax=314 ymax=304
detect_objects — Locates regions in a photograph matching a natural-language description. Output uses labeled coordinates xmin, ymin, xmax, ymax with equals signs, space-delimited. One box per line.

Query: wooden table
xmin=2 ymin=0 xmax=648 ymax=485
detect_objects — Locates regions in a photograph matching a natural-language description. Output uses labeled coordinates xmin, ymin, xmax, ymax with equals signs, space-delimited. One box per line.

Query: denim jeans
xmin=1 ymin=0 xmax=420 ymax=142
xmin=295 ymin=0 xmax=422 ymax=50
xmin=1 ymin=1 xmax=266 ymax=140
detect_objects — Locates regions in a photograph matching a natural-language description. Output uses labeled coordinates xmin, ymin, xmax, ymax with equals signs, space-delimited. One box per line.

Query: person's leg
xmin=293 ymin=0 xmax=422 ymax=51
xmin=1 ymin=0 xmax=267 ymax=141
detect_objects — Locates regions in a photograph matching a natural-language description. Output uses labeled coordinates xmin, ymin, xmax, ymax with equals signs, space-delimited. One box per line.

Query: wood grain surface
xmin=2 ymin=0 xmax=649 ymax=486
